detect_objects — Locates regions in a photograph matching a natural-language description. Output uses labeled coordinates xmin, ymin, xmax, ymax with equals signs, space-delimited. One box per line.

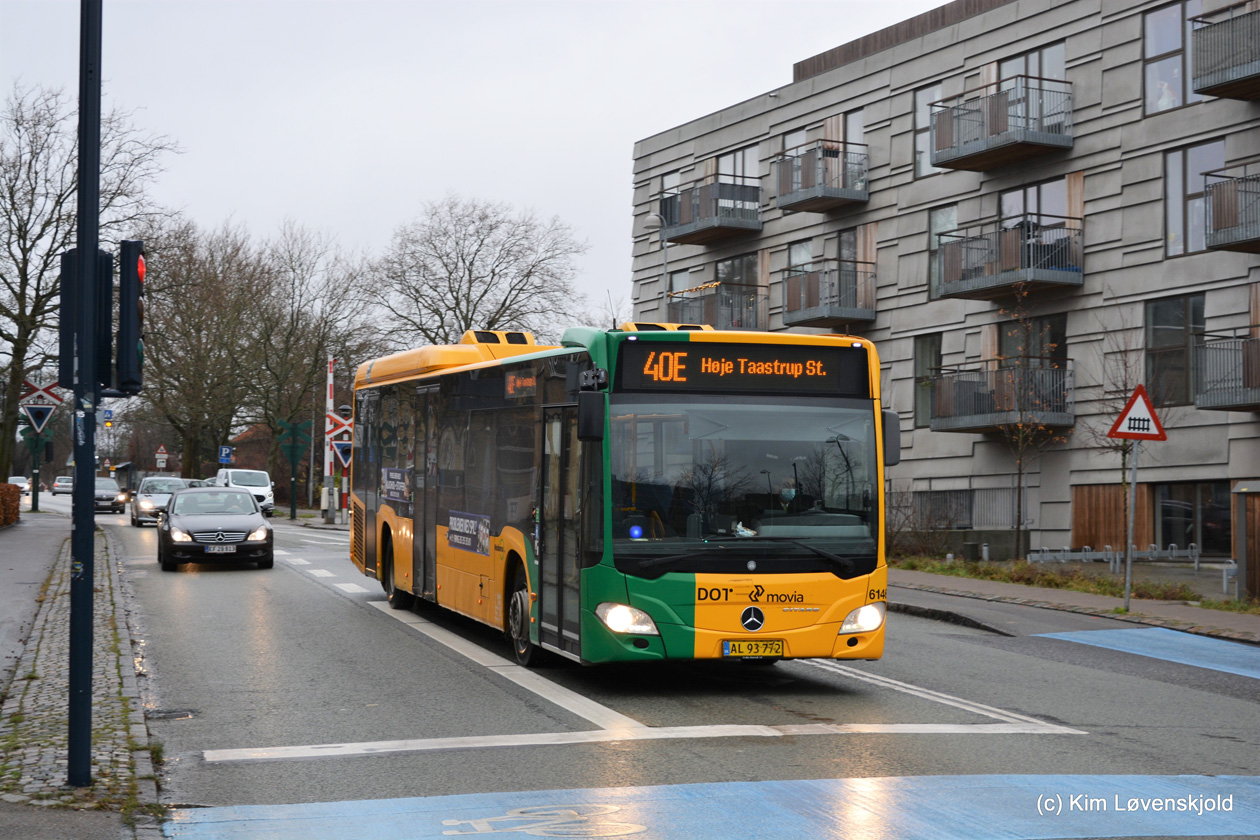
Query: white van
xmin=215 ymin=468 xmax=275 ymax=516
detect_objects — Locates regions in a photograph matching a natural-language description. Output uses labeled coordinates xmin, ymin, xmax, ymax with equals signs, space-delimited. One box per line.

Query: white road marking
xmin=273 ymin=549 xmax=291 ymax=556
xmin=204 ymin=721 xmax=1069 ymax=763
xmin=802 ymin=660 xmax=1085 ymax=733
xmin=283 ymin=558 xmax=310 ymax=566
xmin=334 ymin=583 xmax=369 ymax=593
xmin=309 ymin=569 xmax=336 ymax=578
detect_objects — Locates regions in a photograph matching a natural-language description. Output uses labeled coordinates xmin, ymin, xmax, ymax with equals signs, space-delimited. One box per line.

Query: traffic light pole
xmin=68 ymin=0 xmax=103 ymax=789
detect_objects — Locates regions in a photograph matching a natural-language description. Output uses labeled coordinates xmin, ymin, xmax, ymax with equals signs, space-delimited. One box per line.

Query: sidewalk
xmin=0 ymin=509 xmax=160 ymax=840
xmin=889 ymin=560 xmax=1260 ymax=645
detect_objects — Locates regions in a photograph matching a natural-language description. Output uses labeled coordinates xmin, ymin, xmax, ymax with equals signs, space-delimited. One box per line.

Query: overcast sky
xmin=2 ymin=0 xmax=945 ymax=315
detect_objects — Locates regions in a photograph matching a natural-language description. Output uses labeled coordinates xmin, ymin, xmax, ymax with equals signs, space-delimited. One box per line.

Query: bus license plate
xmin=206 ymin=545 xmax=236 ymax=554
xmin=723 ymin=639 xmax=783 ymax=658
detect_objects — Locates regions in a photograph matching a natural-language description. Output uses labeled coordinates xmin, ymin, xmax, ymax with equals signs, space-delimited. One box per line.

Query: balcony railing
xmin=1205 ymin=162 xmax=1260 ymax=253
xmin=937 ymin=214 xmax=1084 ymax=301
xmin=1195 ymin=333 xmax=1260 ymax=411
xmin=775 ymin=141 xmax=869 ymax=213
xmin=666 ymin=282 xmax=766 ymax=330
xmin=930 ymin=359 xmax=1075 ymax=433
xmin=930 ymin=76 xmax=1073 ymax=171
xmin=1192 ymin=2 xmax=1260 ymax=99
xmin=781 ymin=259 xmax=876 ymax=328
xmin=658 ymin=175 xmax=762 ymax=245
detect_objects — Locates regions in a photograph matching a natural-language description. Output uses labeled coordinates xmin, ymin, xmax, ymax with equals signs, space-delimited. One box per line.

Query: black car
xmin=94 ymin=477 xmax=127 ymax=513
xmin=157 ymin=487 xmax=274 ymax=571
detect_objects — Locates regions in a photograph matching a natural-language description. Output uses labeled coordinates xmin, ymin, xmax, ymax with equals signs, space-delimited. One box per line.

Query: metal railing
xmin=930 ymin=75 xmax=1073 ymax=166
xmin=666 ymin=282 xmax=766 ymax=330
xmin=937 ymin=214 xmax=1084 ymax=298
xmin=1028 ymin=543 xmax=1202 ymax=572
xmin=1194 ymin=332 xmax=1260 ymax=410
xmin=1205 ymin=161 xmax=1260 ymax=250
xmin=775 ymin=140 xmax=869 ymax=202
xmin=1192 ymin=2 xmax=1260 ymax=97
xmin=931 ymin=358 xmax=1075 ymax=431
xmin=781 ymin=259 xmax=876 ymax=319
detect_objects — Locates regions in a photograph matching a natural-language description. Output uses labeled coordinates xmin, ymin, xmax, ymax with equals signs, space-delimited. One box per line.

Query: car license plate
xmin=723 ymin=639 xmax=783 ymax=658
xmin=206 ymin=545 xmax=236 ymax=554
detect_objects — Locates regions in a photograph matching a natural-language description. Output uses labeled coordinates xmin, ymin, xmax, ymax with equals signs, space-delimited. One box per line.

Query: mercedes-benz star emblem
xmin=215 ymin=532 xmax=226 ymax=542
xmin=740 ymin=606 xmax=765 ymax=632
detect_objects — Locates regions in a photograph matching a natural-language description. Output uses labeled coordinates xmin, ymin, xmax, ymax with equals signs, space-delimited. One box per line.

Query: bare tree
xmin=0 ymin=84 xmax=175 ymax=476
xmin=368 ymin=194 xmax=589 ymax=347
xmin=246 ymin=221 xmax=387 ymax=476
xmin=140 ymin=219 xmax=266 ymax=477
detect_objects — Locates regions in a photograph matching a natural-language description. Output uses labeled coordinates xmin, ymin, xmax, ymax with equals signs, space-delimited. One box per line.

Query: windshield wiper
xmin=749 ymin=538 xmax=859 ymax=576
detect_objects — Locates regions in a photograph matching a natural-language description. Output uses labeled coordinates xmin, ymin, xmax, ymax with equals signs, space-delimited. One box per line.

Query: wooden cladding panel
xmin=1071 ymin=483 xmax=1153 ymax=550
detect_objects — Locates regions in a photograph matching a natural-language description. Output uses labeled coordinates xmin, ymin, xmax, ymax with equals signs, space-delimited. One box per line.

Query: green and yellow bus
xmin=349 ymin=323 xmax=899 ymax=666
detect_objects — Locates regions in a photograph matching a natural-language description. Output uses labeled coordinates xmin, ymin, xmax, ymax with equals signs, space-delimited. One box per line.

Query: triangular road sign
xmin=1107 ymin=384 xmax=1167 ymax=441
xmin=21 ymin=403 xmax=56 ymax=435
xmin=331 ymin=441 xmax=353 ymax=469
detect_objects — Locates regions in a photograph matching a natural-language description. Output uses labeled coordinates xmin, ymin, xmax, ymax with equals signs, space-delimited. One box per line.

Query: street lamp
xmin=642 ymin=211 xmax=670 ymax=319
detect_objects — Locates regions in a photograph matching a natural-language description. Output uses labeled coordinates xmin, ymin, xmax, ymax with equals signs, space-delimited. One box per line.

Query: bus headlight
xmin=595 ymin=603 xmax=659 ymax=635
xmin=840 ymin=601 xmax=885 ymax=634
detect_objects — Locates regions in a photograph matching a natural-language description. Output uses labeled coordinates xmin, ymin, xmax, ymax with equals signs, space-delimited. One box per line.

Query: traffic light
xmin=95 ymin=249 xmax=113 ymax=388
xmin=58 ymin=248 xmax=115 ymax=391
xmin=116 ymin=240 xmax=145 ymax=395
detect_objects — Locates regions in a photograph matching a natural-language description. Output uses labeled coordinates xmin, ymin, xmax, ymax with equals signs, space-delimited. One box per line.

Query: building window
xmin=1000 ymin=178 xmax=1067 ymax=223
xmin=915 ymin=83 xmax=943 ymax=177
xmin=668 ymin=269 xmax=692 ymax=294
xmin=928 ymin=204 xmax=957 ymax=296
xmin=718 ymin=145 xmax=758 ymax=182
xmin=838 ymin=228 xmax=857 ymax=264
xmin=1165 ymin=139 xmax=1224 ymax=256
xmin=1144 ymin=0 xmax=1202 ymax=115
xmin=787 ymin=240 xmax=812 ymax=271
xmin=1000 ymin=41 xmax=1066 ymax=82
xmin=1153 ymin=481 xmax=1230 ymax=556
xmin=716 ymin=253 xmax=758 ymax=287
xmin=783 ymin=128 xmax=807 ymax=152
xmin=845 ymin=109 xmax=864 ymax=145
xmin=1145 ymin=294 xmax=1205 ymax=407
xmin=914 ymin=333 xmax=942 ymax=428
xmin=999 ymin=314 xmax=1067 ymax=366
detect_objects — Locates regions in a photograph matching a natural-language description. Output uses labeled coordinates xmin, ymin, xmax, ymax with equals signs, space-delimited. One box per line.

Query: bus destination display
xmin=618 ymin=342 xmax=869 ymax=397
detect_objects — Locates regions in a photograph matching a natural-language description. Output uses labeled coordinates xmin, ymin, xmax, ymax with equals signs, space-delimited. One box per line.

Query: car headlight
xmin=840 ymin=601 xmax=886 ymax=634
xmin=170 ymin=528 xmax=192 ymax=543
xmin=595 ymin=602 xmax=659 ymax=635
xmin=246 ymin=525 xmax=268 ymax=542
xmin=139 ymin=500 xmax=154 ymax=510
xmin=116 ymin=493 xmax=128 ymax=503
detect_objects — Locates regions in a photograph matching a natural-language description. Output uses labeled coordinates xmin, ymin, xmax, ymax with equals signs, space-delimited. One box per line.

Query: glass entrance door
xmin=540 ymin=406 xmax=581 ymax=657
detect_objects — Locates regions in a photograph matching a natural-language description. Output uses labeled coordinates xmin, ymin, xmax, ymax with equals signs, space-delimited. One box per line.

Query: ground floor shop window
xmin=1152 ymin=481 xmax=1230 ymax=556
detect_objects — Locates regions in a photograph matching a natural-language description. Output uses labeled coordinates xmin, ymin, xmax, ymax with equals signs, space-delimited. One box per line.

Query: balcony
xmin=930 ymin=360 xmax=1075 ymax=434
xmin=1192 ymin=3 xmax=1260 ymax=99
xmin=930 ymin=76 xmax=1073 ymax=171
xmin=1195 ymin=334 xmax=1260 ymax=411
xmin=666 ymin=282 xmax=767 ymax=330
xmin=937 ymin=215 xmax=1084 ymax=301
xmin=775 ymin=141 xmax=869 ymax=213
xmin=658 ymin=176 xmax=762 ymax=245
xmin=1205 ymin=163 xmax=1260 ymax=253
xmin=781 ymin=259 xmax=876 ymax=328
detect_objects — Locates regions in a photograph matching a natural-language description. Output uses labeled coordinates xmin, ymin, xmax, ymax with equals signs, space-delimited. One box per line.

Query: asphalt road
xmin=97 ymin=509 xmax=1260 ymax=838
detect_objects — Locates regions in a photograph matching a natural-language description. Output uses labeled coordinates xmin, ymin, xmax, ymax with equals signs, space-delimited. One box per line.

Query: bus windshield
xmin=608 ymin=395 xmax=879 ymax=576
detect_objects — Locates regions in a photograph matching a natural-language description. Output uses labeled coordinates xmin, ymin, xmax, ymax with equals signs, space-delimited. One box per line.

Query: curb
xmin=890 ymin=580 xmax=1260 ymax=646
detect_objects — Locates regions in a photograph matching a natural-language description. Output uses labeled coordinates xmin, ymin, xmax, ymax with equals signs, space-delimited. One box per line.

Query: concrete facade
xmin=630 ymin=0 xmax=1260 ymax=557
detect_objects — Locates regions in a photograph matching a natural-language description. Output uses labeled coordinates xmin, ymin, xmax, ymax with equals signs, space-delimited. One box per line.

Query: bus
xmin=349 ymin=323 xmax=900 ymax=666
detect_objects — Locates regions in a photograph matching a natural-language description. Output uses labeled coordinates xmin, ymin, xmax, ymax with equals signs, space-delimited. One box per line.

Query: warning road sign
xmin=1107 ymin=384 xmax=1166 ymax=441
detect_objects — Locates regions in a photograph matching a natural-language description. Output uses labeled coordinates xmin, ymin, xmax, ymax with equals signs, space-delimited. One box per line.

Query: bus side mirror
xmin=883 ymin=409 xmax=901 ymax=467
xmin=578 ymin=391 xmax=605 ymax=442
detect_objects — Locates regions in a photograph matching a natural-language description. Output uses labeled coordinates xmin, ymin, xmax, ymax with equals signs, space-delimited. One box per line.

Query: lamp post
xmin=642 ymin=211 xmax=670 ymax=319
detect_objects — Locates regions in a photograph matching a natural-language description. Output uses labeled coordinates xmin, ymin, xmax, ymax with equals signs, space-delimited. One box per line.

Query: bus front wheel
xmin=382 ymin=537 xmax=415 ymax=611
xmin=508 ymin=566 xmax=540 ymax=667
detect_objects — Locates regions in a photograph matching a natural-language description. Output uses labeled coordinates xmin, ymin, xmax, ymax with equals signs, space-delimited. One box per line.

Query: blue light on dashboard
xmin=629 ymin=525 xmax=644 ymax=539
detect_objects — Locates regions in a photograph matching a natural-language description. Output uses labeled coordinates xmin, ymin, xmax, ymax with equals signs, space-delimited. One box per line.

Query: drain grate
xmin=147 ymin=708 xmax=196 ymax=721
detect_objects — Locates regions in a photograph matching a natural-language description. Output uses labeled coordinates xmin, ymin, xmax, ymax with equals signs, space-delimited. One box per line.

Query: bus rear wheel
xmin=382 ymin=538 xmax=414 ymax=611
xmin=508 ymin=566 xmax=540 ymax=667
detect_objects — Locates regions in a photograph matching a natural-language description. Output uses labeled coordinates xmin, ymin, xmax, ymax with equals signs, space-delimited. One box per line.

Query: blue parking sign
xmin=218 ymin=446 xmax=232 ymax=463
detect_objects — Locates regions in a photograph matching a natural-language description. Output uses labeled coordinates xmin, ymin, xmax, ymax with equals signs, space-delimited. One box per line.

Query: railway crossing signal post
xmin=1106 ymin=384 xmax=1167 ymax=611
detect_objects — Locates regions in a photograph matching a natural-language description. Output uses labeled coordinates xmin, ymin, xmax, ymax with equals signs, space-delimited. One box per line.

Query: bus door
xmin=414 ymin=386 xmax=439 ymax=600
xmin=539 ymin=406 xmax=581 ymax=657
xmin=358 ymin=390 xmax=380 ymax=577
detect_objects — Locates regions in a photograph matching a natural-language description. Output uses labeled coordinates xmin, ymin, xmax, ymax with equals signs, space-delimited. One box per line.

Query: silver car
xmin=131 ymin=477 xmax=189 ymax=526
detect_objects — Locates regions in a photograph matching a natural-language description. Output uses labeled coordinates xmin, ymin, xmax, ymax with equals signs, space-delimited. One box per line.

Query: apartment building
xmin=630 ymin=0 xmax=1260 ymax=565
